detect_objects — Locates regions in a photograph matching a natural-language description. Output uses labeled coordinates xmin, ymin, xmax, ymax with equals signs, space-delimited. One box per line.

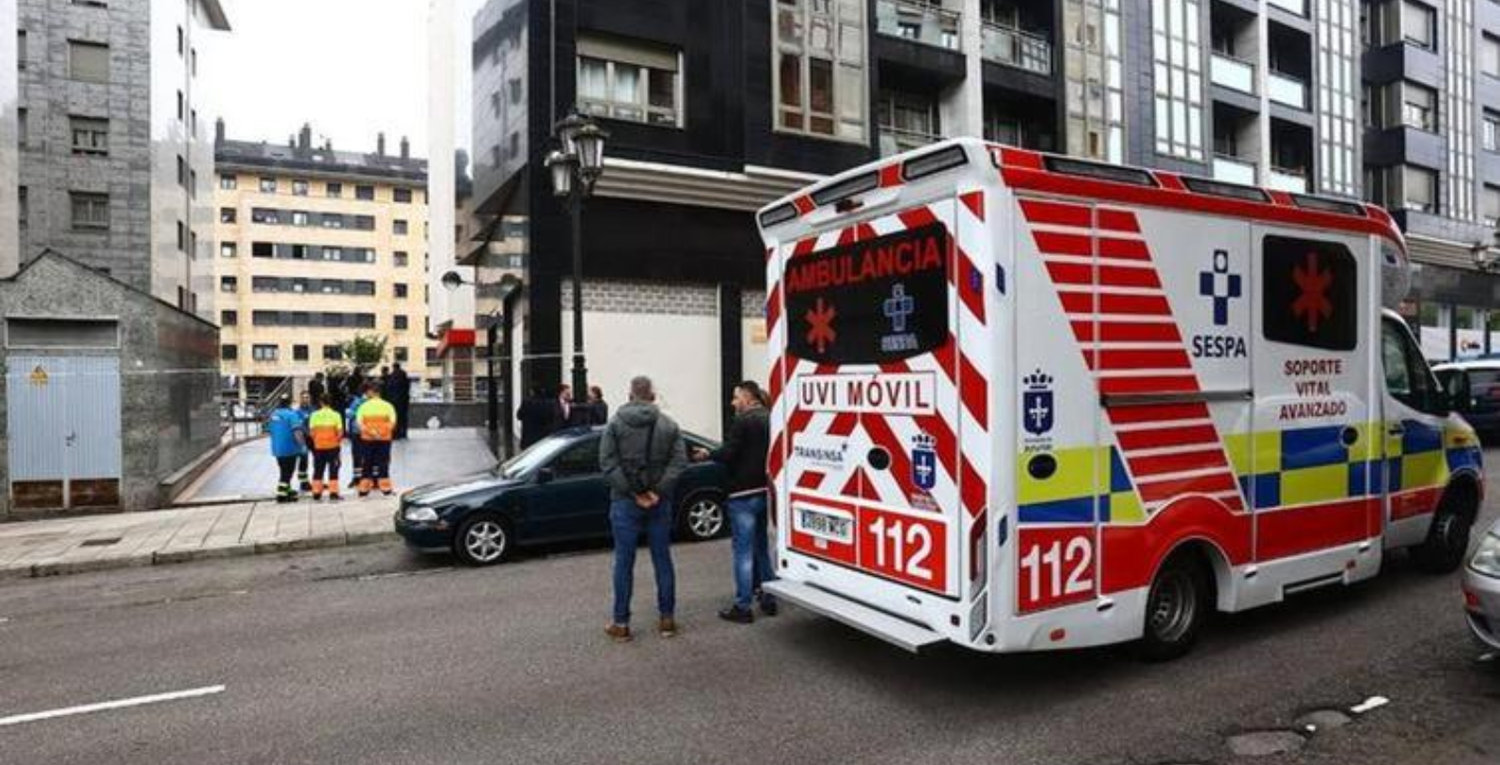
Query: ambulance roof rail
xmin=759 ymin=202 xmax=797 ymax=229
xmin=1179 ymin=176 xmax=1269 ymax=203
xmin=1288 ymin=193 xmax=1366 ymax=217
xmin=902 ymin=144 xmax=968 ymax=181
xmin=1043 ymin=156 xmax=1158 ymax=187
xmin=810 ymin=170 xmax=880 ymax=208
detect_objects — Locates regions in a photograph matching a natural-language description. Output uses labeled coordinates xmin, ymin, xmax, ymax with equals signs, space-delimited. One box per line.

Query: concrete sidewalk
xmin=0 ymin=495 xmax=401 ymax=580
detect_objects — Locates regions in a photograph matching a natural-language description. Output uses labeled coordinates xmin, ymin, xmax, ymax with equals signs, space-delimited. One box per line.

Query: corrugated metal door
xmin=6 ymin=356 xmax=122 ymax=508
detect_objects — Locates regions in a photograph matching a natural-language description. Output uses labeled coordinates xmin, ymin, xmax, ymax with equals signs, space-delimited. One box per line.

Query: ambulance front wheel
xmin=1411 ymin=482 xmax=1478 ymax=574
xmin=1136 ymin=551 xmax=1213 ymax=662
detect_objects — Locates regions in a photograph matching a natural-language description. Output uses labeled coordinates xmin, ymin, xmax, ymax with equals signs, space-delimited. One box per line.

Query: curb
xmin=0 ymin=528 xmax=401 ymax=581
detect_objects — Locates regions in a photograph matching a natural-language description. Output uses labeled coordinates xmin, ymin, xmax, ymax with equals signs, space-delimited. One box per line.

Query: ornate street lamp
xmin=545 ymin=113 xmax=608 ymax=418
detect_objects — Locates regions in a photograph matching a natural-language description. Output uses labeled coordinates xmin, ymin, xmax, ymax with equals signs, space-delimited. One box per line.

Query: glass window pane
xmin=613 ymin=64 xmax=641 ymax=104
xmin=578 ymin=58 xmax=608 ymax=100
xmin=779 ymin=54 xmax=801 ymax=107
xmin=809 ymin=58 xmax=834 ymax=113
xmin=648 ymin=68 xmax=674 ymax=109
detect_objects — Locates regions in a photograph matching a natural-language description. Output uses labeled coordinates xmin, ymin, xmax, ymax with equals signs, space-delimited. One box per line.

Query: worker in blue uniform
xmin=345 ymin=386 xmax=368 ymax=491
xmin=267 ymin=395 xmax=305 ymax=503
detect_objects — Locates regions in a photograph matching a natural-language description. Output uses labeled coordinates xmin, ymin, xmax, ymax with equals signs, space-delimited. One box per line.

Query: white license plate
xmin=795 ymin=506 xmax=853 ymax=544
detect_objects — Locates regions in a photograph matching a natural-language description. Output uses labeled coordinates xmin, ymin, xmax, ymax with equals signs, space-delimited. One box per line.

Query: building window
xmin=292 ymin=179 xmax=309 ymax=196
xmin=1400 ymin=164 xmax=1438 ymax=212
xmin=66 ymin=116 xmax=108 ymax=155
xmin=772 ymin=0 xmax=867 ymax=141
xmin=17 ymin=30 xmax=26 ymax=70
xmin=221 ymin=344 xmax=237 ymax=361
xmin=877 ymin=91 xmax=939 ymax=151
xmin=394 ymin=187 xmax=413 ymax=203
xmin=177 ymin=155 xmax=188 ymax=186
xmin=1484 ymin=185 xmax=1500 ymax=227
xmin=251 ymin=208 xmax=279 ymax=224
xmin=221 ymin=242 xmax=237 ymax=258
xmin=1401 ymin=0 xmax=1435 ymax=49
xmin=292 ymin=211 xmax=309 ymax=226
xmin=70 ymin=192 xmax=109 ymax=230
xmin=391 ymin=251 xmax=408 ymax=268
xmin=252 ymin=345 xmax=278 ymax=362
xmin=394 ymin=315 xmax=409 ymax=330
xmin=326 ymin=182 xmax=342 ymax=198
xmin=18 ymin=186 xmax=27 ymax=226
xmin=220 ymin=207 xmax=237 ymax=224
xmin=394 ymin=219 xmax=409 ymax=235
xmin=220 ymin=174 xmax=237 ymax=190
xmin=252 ymin=242 xmax=273 ymax=258
xmin=1401 ymin=81 xmax=1437 ymax=132
xmin=394 ymin=347 xmax=409 ymax=363
xmin=175 ymin=221 xmax=187 ymax=251
xmin=1483 ymin=34 xmax=1500 ymax=78
xmin=221 ymin=310 xmax=238 ymax=326
xmin=68 ymin=40 xmax=110 ymax=83
xmin=576 ymin=34 xmax=683 ymax=127
xmin=323 ymin=345 xmax=343 ymax=361
xmin=189 ymin=170 xmax=197 ymax=199
xmin=1152 ymin=0 xmax=1204 ymax=161
xmin=355 ymin=185 xmax=375 ymax=200
xmin=176 ymin=89 xmax=184 ymax=121
xmin=293 ymin=345 xmax=309 ymax=362
xmin=177 ymin=24 xmax=184 ymax=55
xmin=221 ymin=276 xmax=238 ymax=292
xmin=395 ymin=283 xmax=409 ymax=299
xmin=259 ymin=177 xmax=276 ymax=193
xmin=190 ymin=230 xmax=198 ymax=257
xmin=16 ymin=108 xmax=26 ymax=147
xmin=1485 ymin=111 xmax=1500 ymax=152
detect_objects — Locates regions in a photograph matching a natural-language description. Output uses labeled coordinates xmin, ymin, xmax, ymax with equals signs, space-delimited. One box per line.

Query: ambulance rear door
xmin=780 ymin=200 xmax=965 ymax=601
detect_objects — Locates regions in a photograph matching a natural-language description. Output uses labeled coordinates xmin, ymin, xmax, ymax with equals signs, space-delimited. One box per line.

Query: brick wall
xmin=560 ymin=279 xmax=719 ymax=316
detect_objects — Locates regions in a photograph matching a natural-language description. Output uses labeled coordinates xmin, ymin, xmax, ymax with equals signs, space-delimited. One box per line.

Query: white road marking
xmin=0 ymin=685 xmax=225 ymax=727
xmin=1349 ymin=696 xmax=1390 ymax=715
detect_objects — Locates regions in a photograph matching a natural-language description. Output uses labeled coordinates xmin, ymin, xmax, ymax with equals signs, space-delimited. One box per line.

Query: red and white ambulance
xmin=756 ymin=138 xmax=1484 ymax=658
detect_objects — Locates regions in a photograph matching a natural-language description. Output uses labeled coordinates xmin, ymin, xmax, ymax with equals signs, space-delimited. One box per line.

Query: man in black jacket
xmin=694 ymin=380 xmax=778 ymax=623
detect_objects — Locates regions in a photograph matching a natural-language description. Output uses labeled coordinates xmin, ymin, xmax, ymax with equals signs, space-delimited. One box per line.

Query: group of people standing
xmin=267 ymin=363 xmax=410 ymax=502
xmin=515 ymin=384 xmax=609 ymax=448
xmin=598 ymin=376 xmax=775 ymax=642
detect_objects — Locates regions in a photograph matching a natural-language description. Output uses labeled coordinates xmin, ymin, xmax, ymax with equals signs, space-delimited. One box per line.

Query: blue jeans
xmin=728 ymin=493 xmax=777 ymax=610
xmin=610 ymin=498 xmax=676 ymax=625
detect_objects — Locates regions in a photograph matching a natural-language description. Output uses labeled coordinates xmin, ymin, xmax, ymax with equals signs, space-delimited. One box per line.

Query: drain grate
xmin=79 ymin=537 xmax=122 ymax=547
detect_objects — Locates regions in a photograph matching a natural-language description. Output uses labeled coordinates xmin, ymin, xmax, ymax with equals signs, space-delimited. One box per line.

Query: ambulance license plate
xmin=796 ymin=507 xmax=853 ymax=544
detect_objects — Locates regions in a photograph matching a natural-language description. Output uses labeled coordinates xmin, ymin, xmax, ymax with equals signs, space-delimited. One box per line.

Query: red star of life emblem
xmin=1291 ymin=251 xmax=1334 ymax=333
xmin=806 ymin=298 xmax=837 ymax=354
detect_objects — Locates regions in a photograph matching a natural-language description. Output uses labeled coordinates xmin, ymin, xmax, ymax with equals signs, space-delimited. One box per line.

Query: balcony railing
xmin=1212 ymin=155 xmax=1258 ymax=185
xmin=1209 ymin=53 xmax=1256 ymax=94
xmin=877 ymin=0 xmax=963 ymax=51
xmin=1268 ymin=71 xmax=1308 ymax=109
xmin=879 ymin=126 xmax=942 ymax=157
xmin=1402 ymin=103 xmax=1437 ymax=132
xmin=1267 ymin=166 xmax=1309 ymax=193
xmin=981 ymin=22 xmax=1052 ymax=74
xmin=1267 ymin=0 xmax=1307 ymax=16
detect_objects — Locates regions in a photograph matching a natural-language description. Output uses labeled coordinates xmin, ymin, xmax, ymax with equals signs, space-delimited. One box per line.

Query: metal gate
xmin=6 ymin=356 xmax=122 ymax=509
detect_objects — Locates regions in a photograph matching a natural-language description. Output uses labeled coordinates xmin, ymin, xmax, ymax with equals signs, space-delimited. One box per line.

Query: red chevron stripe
xmin=1128 ymin=448 xmax=1230 ymax=477
xmin=1095 ymin=348 xmax=1193 ymax=371
xmin=1116 ymin=423 xmax=1220 ymax=450
xmin=959 ymin=351 xmax=989 ymax=428
xmin=960 ymin=190 xmax=984 ymax=221
xmin=796 ymin=470 xmax=826 ymax=490
xmin=1060 ymin=292 xmax=1171 ymax=316
xmin=1105 ymin=401 xmax=1211 ymax=424
xmin=1098 ymin=374 xmax=1199 ymax=395
xmin=1136 ymin=471 xmax=1241 ymax=503
xmin=1033 ymin=231 xmax=1092 ymax=256
xmin=1019 ymin=198 xmax=1091 ymax=227
xmin=765 ymin=282 xmax=782 ymax=334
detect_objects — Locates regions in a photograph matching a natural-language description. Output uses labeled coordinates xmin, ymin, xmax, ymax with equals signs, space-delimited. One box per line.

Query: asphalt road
xmin=2 ymin=461 xmax=1499 ymax=765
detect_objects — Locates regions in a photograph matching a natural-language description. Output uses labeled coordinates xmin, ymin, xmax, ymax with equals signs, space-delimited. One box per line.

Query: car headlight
xmin=403 ymin=505 xmax=439 ymax=523
xmin=1471 ymin=533 xmax=1500 ymax=578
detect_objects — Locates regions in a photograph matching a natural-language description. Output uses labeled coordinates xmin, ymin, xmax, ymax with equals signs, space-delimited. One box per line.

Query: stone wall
xmin=0 ymin=254 xmax=219 ymax=518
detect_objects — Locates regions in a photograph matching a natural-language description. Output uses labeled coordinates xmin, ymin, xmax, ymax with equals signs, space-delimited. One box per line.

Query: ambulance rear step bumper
xmin=763 ymin=579 xmax=944 ymax=653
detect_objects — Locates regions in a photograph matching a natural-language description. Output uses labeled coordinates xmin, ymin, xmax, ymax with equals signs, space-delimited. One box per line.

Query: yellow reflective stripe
xmin=1222 ymin=432 xmax=1253 ymax=477
xmin=1402 ymin=450 xmax=1447 ymax=491
xmin=1278 ymin=463 xmax=1348 ymax=506
xmin=1109 ymin=490 xmax=1145 ymax=523
xmin=1017 ymin=445 xmax=1097 ymax=505
xmin=1252 ymin=430 xmax=1281 ymax=474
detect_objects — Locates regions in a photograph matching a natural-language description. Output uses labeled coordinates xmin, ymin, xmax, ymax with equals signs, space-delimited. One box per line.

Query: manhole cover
xmin=79 ymin=537 xmax=122 ymax=547
xmin=1227 ymin=730 xmax=1306 ymax=757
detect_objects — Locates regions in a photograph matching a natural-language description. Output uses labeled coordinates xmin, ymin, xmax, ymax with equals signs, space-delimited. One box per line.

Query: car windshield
xmin=496 ymin=437 xmax=574 ymax=479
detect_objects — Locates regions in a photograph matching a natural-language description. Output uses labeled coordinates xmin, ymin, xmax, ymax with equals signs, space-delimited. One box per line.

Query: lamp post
xmin=545 ymin=113 xmax=608 ymax=414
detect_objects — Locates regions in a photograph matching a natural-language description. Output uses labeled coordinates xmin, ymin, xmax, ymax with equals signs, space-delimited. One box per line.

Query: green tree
xmin=338 ymin=333 xmax=388 ymax=374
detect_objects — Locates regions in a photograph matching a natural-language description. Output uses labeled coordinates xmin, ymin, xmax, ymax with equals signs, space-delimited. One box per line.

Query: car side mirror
xmin=535 ymin=468 xmax=555 ymax=484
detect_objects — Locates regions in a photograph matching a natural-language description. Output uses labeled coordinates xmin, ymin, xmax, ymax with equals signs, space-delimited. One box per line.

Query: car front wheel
xmin=454 ymin=513 xmax=511 ymax=566
xmin=677 ymin=492 xmax=726 ymax=542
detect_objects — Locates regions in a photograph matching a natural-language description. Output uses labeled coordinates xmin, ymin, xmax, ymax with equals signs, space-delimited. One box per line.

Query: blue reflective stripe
xmin=1280 ymin=425 xmax=1348 ymax=470
xmin=1018 ymin=496 xmax=1095 ymax=524
xmin=1109 ymin=447 xmax=1132 ymax=493
xmin=1250 ymin=473 xmax=1281 ymax=509
xmin=1402 ymin=420 xmax=1443 ymax=454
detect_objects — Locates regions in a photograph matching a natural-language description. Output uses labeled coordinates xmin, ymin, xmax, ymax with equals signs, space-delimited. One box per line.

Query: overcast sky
xmin=202 ymin=0 xmax=488 ymax=160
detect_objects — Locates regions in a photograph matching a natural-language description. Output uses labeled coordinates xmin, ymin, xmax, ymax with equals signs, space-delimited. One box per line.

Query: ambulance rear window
xmin=1262 ymin=235 xmax=1358 ymax=351
xmin=782 ymin=223 xmax=950 ymax=364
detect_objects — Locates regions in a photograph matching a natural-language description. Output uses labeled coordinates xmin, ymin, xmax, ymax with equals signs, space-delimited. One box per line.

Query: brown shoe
xmin=658 ymin=617 xmax=678 ymax=638
xmin=605 ymin=623 xmax=632 ymax=643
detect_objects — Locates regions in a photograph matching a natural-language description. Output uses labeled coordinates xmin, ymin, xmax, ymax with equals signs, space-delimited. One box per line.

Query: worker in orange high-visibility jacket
xmin=355 ymin=383 xmax=398 ymax=496
xmin=307 ymin=396 xmax=345 ymax=501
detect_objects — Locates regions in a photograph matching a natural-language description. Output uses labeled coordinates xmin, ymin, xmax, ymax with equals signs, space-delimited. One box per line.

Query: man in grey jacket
xmin=599 ymin=376 xmax=688 ymax=642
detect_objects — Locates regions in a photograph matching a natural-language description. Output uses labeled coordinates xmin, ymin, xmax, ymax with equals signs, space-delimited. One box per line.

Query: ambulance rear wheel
xmin=1137 ymin=553 xmax=1211 ymax=662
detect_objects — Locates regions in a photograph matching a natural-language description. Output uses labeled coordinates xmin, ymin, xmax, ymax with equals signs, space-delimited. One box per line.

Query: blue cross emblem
xmin=884 ymin=283 xmax=915 ymax=333
xmin=1198 ymin=250 xmax=1242 ymax=327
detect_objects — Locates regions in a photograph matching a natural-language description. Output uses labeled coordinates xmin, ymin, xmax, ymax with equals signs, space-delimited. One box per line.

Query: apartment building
xmin=465 ymin=0 xmax=1500 ymax=439
xmin=215 ymin=123 xmax=437 ymax=399
xmin=6 ymin=0 xmax=228 ymax=319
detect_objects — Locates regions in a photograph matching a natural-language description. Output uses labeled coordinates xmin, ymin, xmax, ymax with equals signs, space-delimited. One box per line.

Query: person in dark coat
xmin=516 ymin=387 xmax=554 ymax=450
xmin=307 ymin=373 xmax=326 ymax=406
xmin=385 ymin=363 xmax=412 ymax=439
xmin=588 ymin=385 xmax=609 ymax=425
xmin=693 ymin=381 xmax=776 ymax=623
